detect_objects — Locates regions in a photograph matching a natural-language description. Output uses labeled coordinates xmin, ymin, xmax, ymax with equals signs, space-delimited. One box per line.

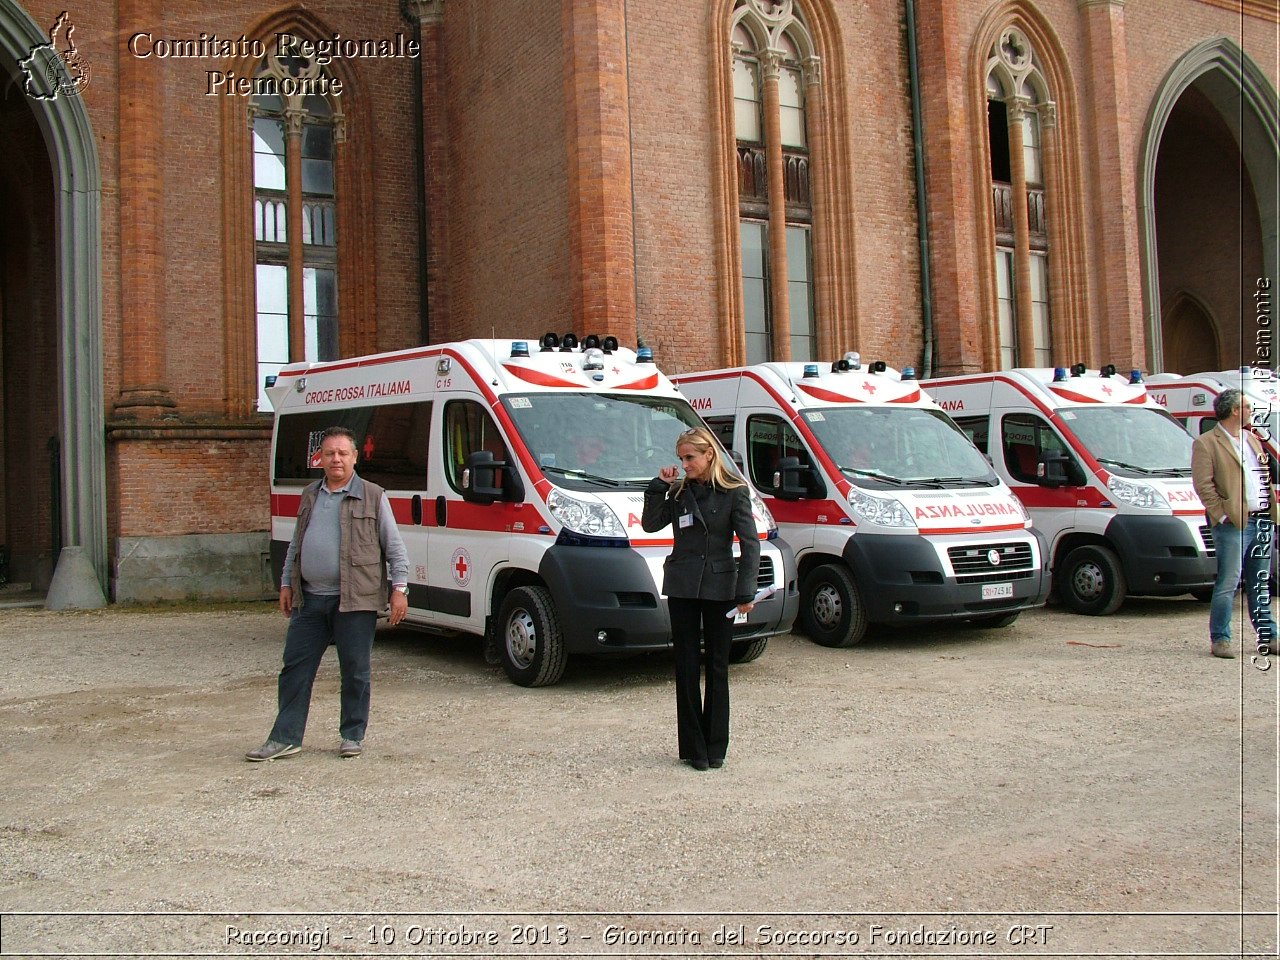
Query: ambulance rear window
xmin=274 ymin=402 xmax=432 ymax=489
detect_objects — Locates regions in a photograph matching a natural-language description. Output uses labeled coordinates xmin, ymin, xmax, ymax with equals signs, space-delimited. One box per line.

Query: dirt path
xmin=0 ymin=598 xmax=1275 ymax=957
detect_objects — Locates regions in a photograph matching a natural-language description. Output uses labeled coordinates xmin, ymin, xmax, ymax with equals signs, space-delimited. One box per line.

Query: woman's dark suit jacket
xmin=641 ymin=477 xmax=761 ymax=603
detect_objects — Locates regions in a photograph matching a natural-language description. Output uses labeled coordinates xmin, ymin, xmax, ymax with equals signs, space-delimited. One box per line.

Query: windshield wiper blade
xmin=840 ymin=466 xmax=906 ymax=485
xmin=909 ymin=475 xmax=987 ymax=488
xmin=540 ymin=465 xmax=621 ymax=487
xmin=1095 ymin=457 xmax=1157 ymax=475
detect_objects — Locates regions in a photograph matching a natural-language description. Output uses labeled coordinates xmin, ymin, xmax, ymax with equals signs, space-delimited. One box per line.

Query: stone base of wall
xmin=113 ymin=532 xmax=274 ymax=603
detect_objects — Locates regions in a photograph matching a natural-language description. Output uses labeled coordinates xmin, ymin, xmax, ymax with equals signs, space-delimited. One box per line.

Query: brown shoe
xmin=1211 ymin=640 xmax=1236 ymax=659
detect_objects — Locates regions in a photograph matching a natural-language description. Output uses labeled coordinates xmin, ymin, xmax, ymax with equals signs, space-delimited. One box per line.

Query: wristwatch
xmin=393 ymin=584 xmax=409 ymax=595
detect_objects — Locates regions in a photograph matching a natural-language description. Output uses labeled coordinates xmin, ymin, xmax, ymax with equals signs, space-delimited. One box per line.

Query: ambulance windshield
xmin=802 ymin=407 xmax=996 ymax=487
xmin=502 ymin=393 xmax=705 ymax=489
xmin=1060 ymin=406 xmax=1192 ymax=476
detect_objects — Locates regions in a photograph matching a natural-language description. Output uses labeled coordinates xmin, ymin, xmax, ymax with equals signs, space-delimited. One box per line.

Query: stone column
xmin=1006 ymin=98 xmax=1037 ymax=366
xmin=285 ymin=105 xmax=306 ymax=363
xmin=114 ymin=0 xmax=174 ymax=417
xmin=804 ymin=56 xmax=834 ymax=359
xmin=760 ymin=50 xmax=791 ymax=361
xmin=562 ymin=0 xmax=637 ymax=345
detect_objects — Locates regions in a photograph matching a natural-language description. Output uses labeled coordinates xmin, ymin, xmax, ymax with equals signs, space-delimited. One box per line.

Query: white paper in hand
xmin=726 ymin=584 xmax=777 ymax=618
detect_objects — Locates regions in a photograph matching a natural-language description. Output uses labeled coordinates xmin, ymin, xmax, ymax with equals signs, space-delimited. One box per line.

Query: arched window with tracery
xmin=732 ymin=0 xmax=817 ymax=363
xmin=986 ymin=27 xmax=1054 ymax=369
xmin=250 ymin=51 xmax=344 ymax=410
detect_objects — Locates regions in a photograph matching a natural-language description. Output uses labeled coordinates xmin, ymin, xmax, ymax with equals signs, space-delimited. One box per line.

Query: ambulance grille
xmin=757 ymin=555 xmax=775 ymax=590
xmin=1199 ymin=525 xmax=1216 ymax=558
xmin=948 ymin=542 xmax=1035 ymax=582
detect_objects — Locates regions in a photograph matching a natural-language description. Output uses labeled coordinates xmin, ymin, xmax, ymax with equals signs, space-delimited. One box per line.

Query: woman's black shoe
xmin=708 ymin=759 xmax=724 ymax=768
xmin=691 ymin=758 xmax=709 ymax=771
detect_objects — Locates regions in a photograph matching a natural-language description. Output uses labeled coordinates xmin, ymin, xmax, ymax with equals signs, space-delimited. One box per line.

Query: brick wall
xmin=111 ymin=439 xmax=271 ymax=538
xmin=441 ymin=1 xmax=571 ymax=341
xmin=1 ymin=0 xmax=1275 ymax=599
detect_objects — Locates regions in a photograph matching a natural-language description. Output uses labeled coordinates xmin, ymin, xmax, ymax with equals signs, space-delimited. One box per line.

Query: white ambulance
xmin=266 ymin=335 xmax=798 ymax=687
xmin=670 ymin=357 xmax=1049 ymax=647
xmin=1146 ymin=367 xmax=1280 ymax=454
xmin=924 ymin=365 xmax=1217 ymax=615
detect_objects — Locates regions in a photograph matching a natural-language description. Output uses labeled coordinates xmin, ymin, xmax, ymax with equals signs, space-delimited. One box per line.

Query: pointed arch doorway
xmin=1141 ymin=38 xmax=1279 ymax=373
xmin=0 ymin=1 xmax=105 ymax=599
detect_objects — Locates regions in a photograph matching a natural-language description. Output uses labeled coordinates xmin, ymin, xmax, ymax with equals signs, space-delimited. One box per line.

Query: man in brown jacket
xmin=1190 ymin=388 xmax=1277 ymax=659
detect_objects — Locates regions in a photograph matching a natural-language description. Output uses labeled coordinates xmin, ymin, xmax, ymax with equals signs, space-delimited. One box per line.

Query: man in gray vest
xmin=247 ymin=425 xmax=409 ymax=761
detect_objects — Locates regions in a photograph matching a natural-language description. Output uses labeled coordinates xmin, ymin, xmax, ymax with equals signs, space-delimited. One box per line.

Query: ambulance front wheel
xmin=1058 ymin=545 xmax=1127 ymax=616
xmin=800 ymin=563 xmax=867 ymax=647
xmin=496 ymin=585 xmax=568 ymax=687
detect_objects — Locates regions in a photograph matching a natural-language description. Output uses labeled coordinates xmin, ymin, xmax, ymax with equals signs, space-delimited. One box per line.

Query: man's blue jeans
xmin=1209 ymin=516 xmax=1276 ymax=646
xmin=269 ymin=592 xmax=377 ymax=746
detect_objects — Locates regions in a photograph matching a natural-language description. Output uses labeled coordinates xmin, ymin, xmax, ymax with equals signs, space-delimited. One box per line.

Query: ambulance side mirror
xmin=772 ymin=455 xmax=816 ymax=500
xmin=728 ymin=449 xmax=744 ymax=471
xmin=462 ymin=450 xmax=524 ymax=505
xmin=1038 ymin=451 xmax=1084 ymax=488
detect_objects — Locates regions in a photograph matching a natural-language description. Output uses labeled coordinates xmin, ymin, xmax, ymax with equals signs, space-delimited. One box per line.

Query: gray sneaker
xmin=245 ymin=740 xmax=301 ymax=762
xmin=340 ymin=739 xmax=363 ymax=759
xmin=1210 ymin=640 xmax=1236 ymax=659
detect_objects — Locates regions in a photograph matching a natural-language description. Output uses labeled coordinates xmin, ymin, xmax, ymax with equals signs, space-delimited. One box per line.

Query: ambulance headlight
xmin=847 ymin=488 xmax=915 ymax=528
xmin=746 ymin=485 xmax=778 ymax=537
xmin=1106 ymin=475 xmax=1168 ymax=509
xmin=547 ymin=489 xmax=626 ymax=538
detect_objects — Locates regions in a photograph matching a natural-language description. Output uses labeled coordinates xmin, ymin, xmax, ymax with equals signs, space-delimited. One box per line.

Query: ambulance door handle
xmin=411 ymin=495 xmax=423 ymax=526
xmin=436 ymin=495 xmax=447 ymax=527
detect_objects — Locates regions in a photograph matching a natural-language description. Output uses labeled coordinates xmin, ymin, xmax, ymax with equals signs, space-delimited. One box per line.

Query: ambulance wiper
xmin=541 ymin=466 xmax=621 ymax=487
xmin=1095 ymin=457 xmax=1158 ymax=475
xmin=841 ymin=466 xmax=906 ymax=485
xmin=911 ymin=475 xmax=979 ymax=488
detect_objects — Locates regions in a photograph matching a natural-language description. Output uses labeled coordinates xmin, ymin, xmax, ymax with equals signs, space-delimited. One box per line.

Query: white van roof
xmin=266 ymin=337 xmax=680 ymax=411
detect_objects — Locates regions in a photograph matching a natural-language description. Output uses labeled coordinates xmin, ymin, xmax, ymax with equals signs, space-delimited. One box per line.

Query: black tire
xmin=1057 ymin=545 xmax=1127 ymax=616
xmin=965 ymin=611 xmax=1020 ymax=629
xmin=1189 ymin=586 xmax=1214 ymax=602
xmin=729 ymin=637 xmax=768 ymax=663
xmin=496 ymin=585 xmax=567 ymax=687
xmin=799 ymin=563 xmax=867 ymax=647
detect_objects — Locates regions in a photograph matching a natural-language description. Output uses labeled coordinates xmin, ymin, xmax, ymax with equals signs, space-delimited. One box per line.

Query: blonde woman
xmin=642 ymin=427 xmax=760 ymax=770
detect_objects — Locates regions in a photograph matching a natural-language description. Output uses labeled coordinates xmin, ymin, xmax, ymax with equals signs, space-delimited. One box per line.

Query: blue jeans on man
xmin=269 ymin=592 xmax=377 ymax=746
xmin=1209 ymin=515 xmax=1276 ymax=649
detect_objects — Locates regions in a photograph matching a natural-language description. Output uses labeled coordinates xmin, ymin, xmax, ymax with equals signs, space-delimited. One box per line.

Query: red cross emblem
xmin=1101 ymin=385 xmax=1112 ymax=397
xmin=363 ymin=435 xmax=376 ymax=459
xmin=451 ymin=548 xmax=472 ymax=586
xmin=861 ymin=381 xmax=877 ymax=395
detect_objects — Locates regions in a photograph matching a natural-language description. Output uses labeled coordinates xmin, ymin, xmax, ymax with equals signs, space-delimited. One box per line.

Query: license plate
xmin=734 ymin=610 xmax=748 ymax=624
xmin=982 ymin=582 xmax=1013 ymax=600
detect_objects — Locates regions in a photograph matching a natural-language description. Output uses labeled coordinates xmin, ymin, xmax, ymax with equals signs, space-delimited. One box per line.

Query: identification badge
xmin=679 ymin=512 xmax=693 ymax=529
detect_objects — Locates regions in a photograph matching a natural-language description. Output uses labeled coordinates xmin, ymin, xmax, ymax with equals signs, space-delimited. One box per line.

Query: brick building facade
xmin=0 ymin=0 xmax=1275 ymax=601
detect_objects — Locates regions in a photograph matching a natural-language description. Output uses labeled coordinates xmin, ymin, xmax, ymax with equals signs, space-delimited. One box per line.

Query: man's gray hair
xmin=1213 ymin=388 xmax=1244 ymax=422
xmin=321 ymin=425 xmax=358 ymax=453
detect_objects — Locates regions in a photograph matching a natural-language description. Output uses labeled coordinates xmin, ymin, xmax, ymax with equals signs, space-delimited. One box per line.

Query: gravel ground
xmin=0 ymin=596 xmax=1276 ymax=959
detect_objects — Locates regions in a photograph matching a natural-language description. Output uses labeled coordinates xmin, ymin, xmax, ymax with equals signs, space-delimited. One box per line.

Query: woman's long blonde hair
xmin=671 ymin=426 xmax=745 ymax=496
